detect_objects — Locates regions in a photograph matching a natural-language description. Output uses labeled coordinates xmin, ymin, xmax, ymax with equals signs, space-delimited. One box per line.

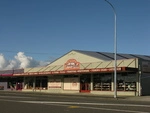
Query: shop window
xmin=35 ymin=76 xmax=48 ymax=90
xmin=117 ymin=72 xmax=136 ymax=91
xmin=24 ymin=77 xmax=48 ymax=90
xmin=93 ymin=73 xmax=112 ymax=91
xmin=24 ymin=77 xmax=34 ymax=89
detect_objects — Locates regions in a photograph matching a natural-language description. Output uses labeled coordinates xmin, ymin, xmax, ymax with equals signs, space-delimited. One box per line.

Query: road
xmin=0 ymin=91 xmax=150 ymax=113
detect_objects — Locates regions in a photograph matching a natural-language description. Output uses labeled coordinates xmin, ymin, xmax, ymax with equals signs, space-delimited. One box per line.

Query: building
xmin=0 ymin=50 xmax=150 ymax=96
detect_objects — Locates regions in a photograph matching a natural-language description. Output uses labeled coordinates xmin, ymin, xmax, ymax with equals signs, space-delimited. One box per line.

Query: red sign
xmin=64 ymin=59 xmax=80 ymax=70
xmin=14 ymin=67 xmax=124 ymax=76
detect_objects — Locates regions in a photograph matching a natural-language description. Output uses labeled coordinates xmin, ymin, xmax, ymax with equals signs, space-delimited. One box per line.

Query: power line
xmin=0 ymin=50 xmax=48 ymax=55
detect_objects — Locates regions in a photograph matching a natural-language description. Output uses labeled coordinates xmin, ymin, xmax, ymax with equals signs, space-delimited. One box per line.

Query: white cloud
xmin=0 ymin=52 xmax=49 ymax=70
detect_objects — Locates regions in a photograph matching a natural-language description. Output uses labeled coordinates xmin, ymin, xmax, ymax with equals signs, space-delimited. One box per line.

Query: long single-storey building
xmin=0 ymin=50 xmax=150 ymax=96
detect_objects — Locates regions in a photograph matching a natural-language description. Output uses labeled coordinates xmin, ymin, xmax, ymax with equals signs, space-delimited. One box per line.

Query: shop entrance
xmin=16 ymin=82 xmax=23 ymax=90
xmin=80 ymin=74 xmax=91 ymax=93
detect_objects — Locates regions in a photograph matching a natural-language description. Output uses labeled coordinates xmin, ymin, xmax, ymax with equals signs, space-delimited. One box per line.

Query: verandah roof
xmin=13 ymin=58 xmax=138 ymax=76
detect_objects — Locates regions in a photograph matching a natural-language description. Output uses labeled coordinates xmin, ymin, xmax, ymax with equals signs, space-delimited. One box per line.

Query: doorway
xmin=16 ymin=82 xmax=23 ymax=90
xmin=80 ymin=74 xmax=91 ymax=93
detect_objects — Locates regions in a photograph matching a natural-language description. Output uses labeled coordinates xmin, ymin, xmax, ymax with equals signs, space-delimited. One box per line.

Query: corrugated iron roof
xmin=74 ymin=50 xmax=150 ymax=61
xmin=1 ymin=50 xmax=150 ymax=74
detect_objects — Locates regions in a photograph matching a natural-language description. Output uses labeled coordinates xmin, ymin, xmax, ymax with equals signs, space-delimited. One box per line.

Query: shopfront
xmin=7 ymin=50 xmax=150 ymax=96
xmin=24 ymin=76 xmax=48 ymax=90
xmin=0 ymin=76 xmax=23 ymax=90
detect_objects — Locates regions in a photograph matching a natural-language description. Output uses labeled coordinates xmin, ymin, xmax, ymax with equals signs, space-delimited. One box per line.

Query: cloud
xmin=0 ymin=52 xmax=49 ymax=70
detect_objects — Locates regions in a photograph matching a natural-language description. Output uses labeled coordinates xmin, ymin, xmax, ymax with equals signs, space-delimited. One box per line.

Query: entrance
xmin=16 ymin=82 xmax=23 ymax=90
xmin=80 ymin=74 xmax=91 ymax=93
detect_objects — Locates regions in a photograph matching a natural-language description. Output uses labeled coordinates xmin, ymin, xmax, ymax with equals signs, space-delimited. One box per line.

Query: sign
xmin=64 ymin=77 xmax=79 ymax=90
xmin=48 ymin=79 xmax=61 ymax=88
xmin=70 ymin=78 xmax=79 ymax=90
xmin=64 ymin=59 xmax=80 ymax=70
xmin=1 ymin=74 xmax=13 ymax=76
xmin=14 ymin=67 xmax=124 ymax=76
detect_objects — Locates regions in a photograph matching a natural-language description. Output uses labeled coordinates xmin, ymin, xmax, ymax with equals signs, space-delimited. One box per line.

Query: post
xmin=104 ymin=0 xmax=117 ymax=98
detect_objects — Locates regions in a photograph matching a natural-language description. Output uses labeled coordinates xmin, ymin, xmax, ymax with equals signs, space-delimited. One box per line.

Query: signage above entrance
xmin=64 ymin=59 xmax=80 ymax=70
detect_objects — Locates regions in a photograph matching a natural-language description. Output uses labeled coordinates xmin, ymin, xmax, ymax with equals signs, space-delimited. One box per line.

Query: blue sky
xmin=0 ymin=0 xmax=150 ymax=62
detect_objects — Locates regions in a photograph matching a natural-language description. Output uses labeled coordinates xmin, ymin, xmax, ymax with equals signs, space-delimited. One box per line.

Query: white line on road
xmin=0 ymin=96 xmax=31 ymax=99
xmin=0 ymin=98 xmax=149 ymax=113
xmin=21 ymin=101 xmax=149 ymax=113
xmin=20 ymin=100 xmax=150 ymax=108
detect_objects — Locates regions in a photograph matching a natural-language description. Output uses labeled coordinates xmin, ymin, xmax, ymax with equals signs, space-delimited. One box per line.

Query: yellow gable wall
xmin=47 ymin=50 xmax=104 ymax=66
xmin=23 ymin=50 xmax=138 ymax=73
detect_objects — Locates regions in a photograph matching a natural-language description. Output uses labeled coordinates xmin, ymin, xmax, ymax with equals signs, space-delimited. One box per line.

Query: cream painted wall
xmin=22 ymin=51 xmax=139 ymax=73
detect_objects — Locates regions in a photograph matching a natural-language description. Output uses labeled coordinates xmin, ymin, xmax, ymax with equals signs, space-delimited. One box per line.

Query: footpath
xmin=49 ymin=92 xmax=150 ymax=102
xmin=35 ymin=92 xmax=150 ymax=102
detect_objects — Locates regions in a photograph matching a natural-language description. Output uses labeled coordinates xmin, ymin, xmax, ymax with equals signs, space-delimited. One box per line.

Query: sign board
xmin=48 ymin=79 xmax=61 ymax=88
xmin=64 ymin=77 xmax=79 ymax=90
xmin=64 ymin=59 xmax=80 ymax=70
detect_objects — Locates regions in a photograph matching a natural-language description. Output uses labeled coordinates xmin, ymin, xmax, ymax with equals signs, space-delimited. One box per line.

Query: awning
xmin=13 ymin=67 xmax=138 ymax=76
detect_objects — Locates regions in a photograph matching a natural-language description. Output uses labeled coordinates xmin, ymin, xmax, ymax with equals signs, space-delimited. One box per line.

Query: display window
xmin=24 ymin=77 xmax=34 ymax=89
xmin=24 ymin=76 xmax=47 ymax=90
xmin=93 ymin=73 xmax=112 ymax=91
xmin=117 ymin=72 xmax=136 ymax=91
xmin=0 ymin=77 xmax=23 ymax=90
xmin=35 ymin=76 xmax=48 ymax=90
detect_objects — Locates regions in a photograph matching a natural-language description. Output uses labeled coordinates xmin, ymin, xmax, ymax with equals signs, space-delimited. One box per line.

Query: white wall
xmin=0 ymin=82 xmax=8 ymax=90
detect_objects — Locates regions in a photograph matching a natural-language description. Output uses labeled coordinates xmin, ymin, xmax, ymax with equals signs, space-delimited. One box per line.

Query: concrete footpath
xmin=30 ymin=91 xmax=150 ymax=102
xmin=124 ymin=95 xmax=150 ymax=102
xmin=41 ymin=92 xmax=150 ymax=102
xmin=62 ymin=93 xmax=150 ymax=102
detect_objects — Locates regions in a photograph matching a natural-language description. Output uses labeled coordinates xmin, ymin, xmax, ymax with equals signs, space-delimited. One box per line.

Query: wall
xmin=0 ymin=82 xmax=8 ymax=90
xmin=91 ymin=91 xmax=136 ymax=96
xmin=141 ymin=73 xmax=150 ymax=95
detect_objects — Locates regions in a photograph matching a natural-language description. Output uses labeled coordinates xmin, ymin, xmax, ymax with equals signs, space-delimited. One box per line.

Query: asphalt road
xmin=0 ymin=91 xmax=150 ymax=113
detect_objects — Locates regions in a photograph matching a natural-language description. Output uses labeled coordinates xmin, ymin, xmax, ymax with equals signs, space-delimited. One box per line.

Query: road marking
xmin=79 ymin=106 xmax=149 ymax=113
xmin=19 ymin=101 xmax=150 ymax=113
xmin=20 ymin=101 xmax=150 ymax=108
xmin=0 ymin=96 xmax=31 ymax=99
xmin=0 ymin=98 xmax=149 ymax=113
xmin=68 ymin=106 xmax=80 ymax=108
xmin=30 ymin=101 xmax=149 ymax=113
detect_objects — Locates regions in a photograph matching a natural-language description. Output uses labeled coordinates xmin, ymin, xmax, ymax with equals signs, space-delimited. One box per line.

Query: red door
xmin=16 ymin=82 xmax=23 ymax=90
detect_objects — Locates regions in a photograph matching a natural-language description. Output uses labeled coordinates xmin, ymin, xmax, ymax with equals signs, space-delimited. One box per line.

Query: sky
xmin=0 ymin=0 xmax=150 ymax=70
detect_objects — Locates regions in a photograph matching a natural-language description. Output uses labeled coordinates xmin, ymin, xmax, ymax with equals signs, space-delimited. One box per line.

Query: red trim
xmin=13 ymin=67 xmax=137 ymax=76
xmin=1 ymin=74 xmax=13 ymax=76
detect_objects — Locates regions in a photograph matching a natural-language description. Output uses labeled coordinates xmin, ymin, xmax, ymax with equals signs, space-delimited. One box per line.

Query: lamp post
xmin=104 ymin=0 xmax=117 ymax=98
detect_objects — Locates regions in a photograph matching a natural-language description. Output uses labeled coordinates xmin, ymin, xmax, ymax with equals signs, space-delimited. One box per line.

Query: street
xmin=0 ymin=91 xmax=150 ymax=113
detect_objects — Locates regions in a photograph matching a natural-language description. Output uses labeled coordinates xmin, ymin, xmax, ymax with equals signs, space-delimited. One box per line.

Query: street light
xmin=104 ymin=0 xmax=117 ymax=98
